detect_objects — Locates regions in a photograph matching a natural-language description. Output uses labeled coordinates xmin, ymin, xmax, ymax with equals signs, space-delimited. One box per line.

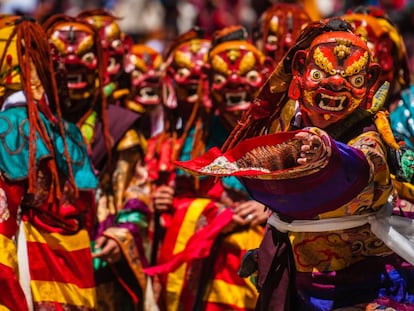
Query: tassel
xmin=288 ymin=76 xmax=301 ymax=100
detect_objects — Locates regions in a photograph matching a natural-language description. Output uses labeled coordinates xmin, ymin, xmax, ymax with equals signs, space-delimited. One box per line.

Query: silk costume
xmin=44 ymin=12 xmax=152 ymax=310
xmin=176 ymin=18 xmax=414 ymax=311
xmin=144 ymin=27 xmax=266 ymax=310
xmin=0 ymin=16 xmax=98 ymax=310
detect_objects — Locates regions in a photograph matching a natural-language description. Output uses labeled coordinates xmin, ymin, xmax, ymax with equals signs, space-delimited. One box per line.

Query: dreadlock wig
xmin=0 ymin=15 xmax=78 ymax=198
xmin=0 ymin=17 xmax=98 ymax=309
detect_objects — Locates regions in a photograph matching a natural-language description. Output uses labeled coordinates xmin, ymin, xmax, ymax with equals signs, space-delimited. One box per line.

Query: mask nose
xmin=228 ymin=73 xmax=241 ymax=87
xmin=327 ymin=74 xmax=346 ymax=91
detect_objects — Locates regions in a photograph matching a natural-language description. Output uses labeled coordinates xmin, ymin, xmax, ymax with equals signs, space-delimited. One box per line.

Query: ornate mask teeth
xmin=318 ymin=93 xmax=346 ymax=111
xmin=225 ymin=91 xmax=247 ymax=107
xmin=67 ymin=74 xmax=85 ymax=88
xmin=138 ymin=87 xmax=159 ymax=101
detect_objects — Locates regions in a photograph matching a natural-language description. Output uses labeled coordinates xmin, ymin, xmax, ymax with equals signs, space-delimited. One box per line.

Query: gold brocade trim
xmin=116 ymin=129 xmax=146 ymax=151
xmin=269 ymin=65 xmax=292 ymax=93
xmin=103 ymin=227 xmax=147 ymax=295
xmin=96 ymin=194 xmax=116 ymax=223
xmin=112 ymin=89 xmax=130 ymax=100
xmin=125 ymin=100 xmax=146 ymax=114
xmin=268 ymin=99 xmax=297 ymax=133
xmin=112 ymin=146 xmax=150 ymax=211
xmin=289 ymin=225 xmax=392 ymax=272
xmin=392 ymin=175 xmax=414 ymax=202
xmin=112 ymin=158 xmax=131 ymax=212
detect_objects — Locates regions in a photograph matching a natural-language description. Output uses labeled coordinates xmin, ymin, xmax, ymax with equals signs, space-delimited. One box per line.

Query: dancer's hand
xmin=152 ymin=185 xmax=175 ymax=212
xmin=93 ymin=235 xmax=122 ymax=264
xmin=295 ymin=131 xmax=323 ymax=164
xmin=223 ymin=200 xmax=269 ymax=233
xmin=232 ymin=200 xmax=269 ymax=227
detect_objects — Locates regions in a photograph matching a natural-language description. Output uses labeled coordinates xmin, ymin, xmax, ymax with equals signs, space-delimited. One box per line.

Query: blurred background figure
xmin=44 ymin=12 xmax=155 ymax=311
xmin=78 ymin=9 xmax=132 ymax=104
xmin=144 ymin=27 xmax=214 ymax=309
xmin=343 ymin=5 xmax=411 ymax=111
xmin=124 ymin=43 xmax=165 ymax=139
xmin=188 ymin=0 xmax=255 ymax=37
xmin=0 ymin=14 xmax=98 ymax=310
xmin=145 ymin=25 xmax=270 ymax=311
xmin=252 ymin=2 xmax=313 ymax=76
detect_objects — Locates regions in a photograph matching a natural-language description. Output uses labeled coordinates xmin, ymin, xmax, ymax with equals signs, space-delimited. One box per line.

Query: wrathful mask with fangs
xmin=135 ymin=86 xmax=160 ymax=104
xmin=47 ymin=21 xmax=99 ymax=102
xmin=290 ymin=30 xmax=379 ymax=128
xmin=224 ymin=91 xmax=250 ymax=111
xmin=127 ymin=44 xmax=163 ymax=110
xmin=315 ymin=92 xmax=348 ymax=112
xmin=80 ymin=11 xmax=127 ymax=83
xmin=208 ymin=43 xmax=265 ymax=117
xmin=163 ymin=37 xmax=211 ymax=110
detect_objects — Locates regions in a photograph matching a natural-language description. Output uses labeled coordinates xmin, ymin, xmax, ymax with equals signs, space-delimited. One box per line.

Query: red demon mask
xmin=289 ymin=30 xmax=380 ymax=128
xmin=79 ymin=10 xmax=127 ymax=85
xmin=208 ymin=26 xmax=266 ymax=130
xmin=343 ymin=7 xmax=410 ymax=109
xmin=46 ymin=19 xmax=101 ymax=119
xmin=253 ymin=3 xmax=311 ymax=67
xmin=126 ymin=44 xmax=163 ymax=113
xmin=163 ymin=29 xmax=211 ymax=119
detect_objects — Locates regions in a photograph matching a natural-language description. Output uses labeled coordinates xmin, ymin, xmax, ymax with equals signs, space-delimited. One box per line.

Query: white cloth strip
xmin=268 ymin=203 xmax=414 ymax=265
xmin=267 ymin=210 xmax=377 ymax=233
xmin=17 ymin=220 xmax=34 ymax=311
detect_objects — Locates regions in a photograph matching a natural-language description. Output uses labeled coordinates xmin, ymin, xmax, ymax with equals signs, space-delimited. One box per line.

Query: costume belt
xmin=268 ymin=203 xmax=414 ymax=265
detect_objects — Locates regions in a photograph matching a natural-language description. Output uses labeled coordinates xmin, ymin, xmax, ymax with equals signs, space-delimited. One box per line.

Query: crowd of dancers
xmin=0 ymin=2 xmax=413 ymax=311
